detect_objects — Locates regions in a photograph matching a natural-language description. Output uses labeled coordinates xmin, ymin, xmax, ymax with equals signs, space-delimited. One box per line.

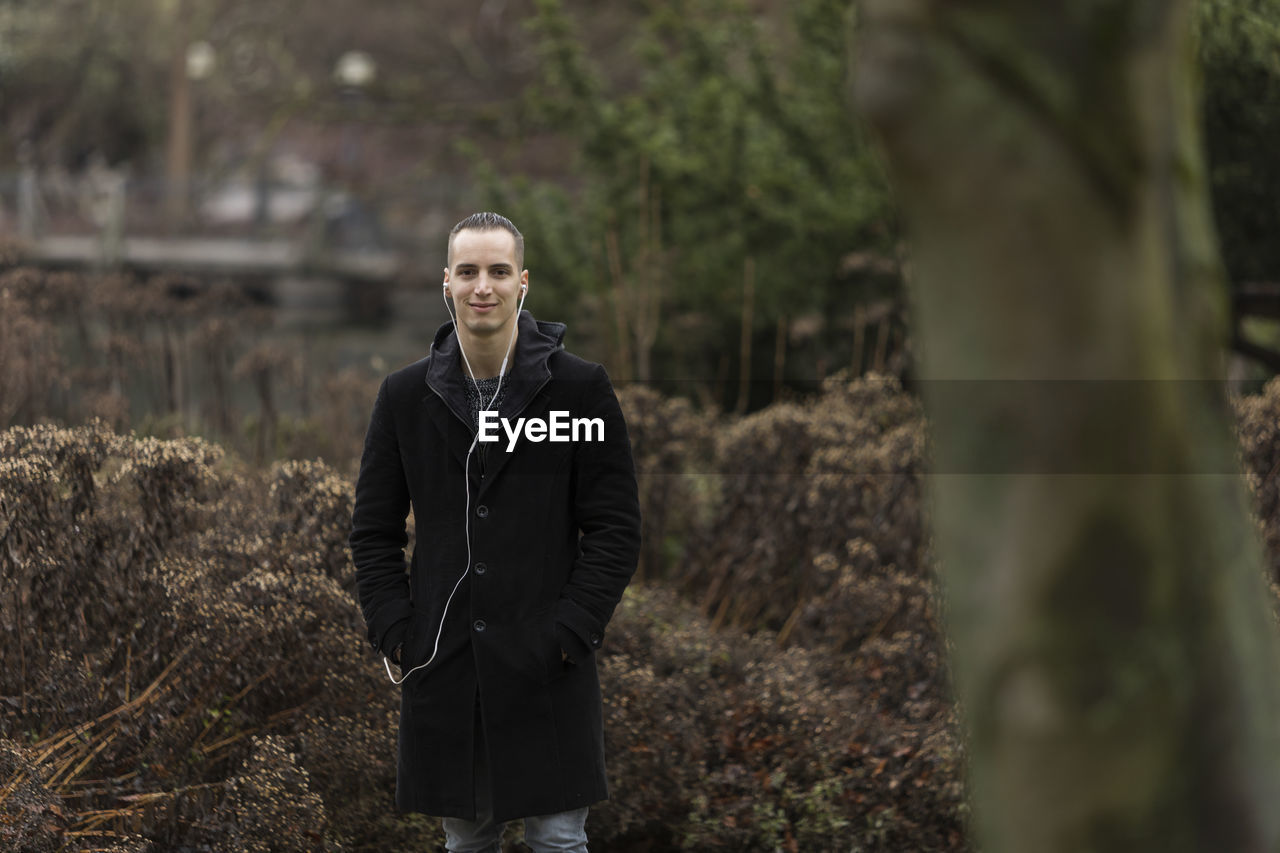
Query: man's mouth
xmin=469 ymin=302 xmax=497 ymax=313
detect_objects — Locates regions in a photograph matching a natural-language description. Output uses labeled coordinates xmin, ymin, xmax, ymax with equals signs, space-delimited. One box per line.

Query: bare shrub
xmin=0 ymin=267 xmax=376 ymax=469
xmin=10 ymin=372 xmax=1274 ymax=852
xmin=1236 ymin=377 xmax=1280 ymax=582
xmin=266 ymin=460 xmax=361 ymax=584
xmin=294 ymin=712 xmax=449 ymax=852
xmin=0 ymin=739 xmax=65 ymax=853
xmin=188 ymin=736 xmax=335 ymax=853
xmin=596 ymin=585 xmax=965 ymax=852
xmin=0 ymin=272 xmax=65 ymax=425
xmin=601 ymin=380 xmax=959 ymax=848
xmin=2 ymin=421 xmax=965 ymax=851
xmin=235 ymin=343 xmax=304 ymax=465
xmin=616 ymin=384 xmax=716 ymax=581
xmin=790 ymin=542 xmax=949 ymax=714
xmin=681 ymin=373 xmax=928 ymax=648
xmin=0 ymin=424 xmax=424 ymax=851
xmin=276 ymin=368 xmax=382 ymax=473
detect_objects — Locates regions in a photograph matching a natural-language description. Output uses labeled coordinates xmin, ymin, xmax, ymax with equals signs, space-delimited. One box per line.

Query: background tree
xmin=483 ymin=0 xmax=901 ymax=407
xmin=855 ymin=1 xmax=1280 ymax=851
xmin=1198 ymin=0 xmax=1280 ymax=286
xmin=0 ymin=0 xmax=541 ymax=201
xmin=6 ymin=0 xmax=1275 ymax=404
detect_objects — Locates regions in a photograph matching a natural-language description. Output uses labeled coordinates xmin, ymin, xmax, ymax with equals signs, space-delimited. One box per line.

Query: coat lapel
xmin=423 ymin=333 xmax=476 ymax=477
xmin=422 ymin=390 xmax=472 ymax=475
xmin=424 ymin=311 xmax=564 ymax=494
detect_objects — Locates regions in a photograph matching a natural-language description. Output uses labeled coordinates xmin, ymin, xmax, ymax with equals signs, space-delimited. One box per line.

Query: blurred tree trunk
xmin=855 ymin=2 xmax=1280 ymax=852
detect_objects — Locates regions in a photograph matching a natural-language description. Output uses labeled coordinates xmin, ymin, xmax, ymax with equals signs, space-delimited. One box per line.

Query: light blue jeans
xmin=442 ymin=708 xmax=589 ymax=853
xmin=442 ymin=806 xmax=589 ymax=853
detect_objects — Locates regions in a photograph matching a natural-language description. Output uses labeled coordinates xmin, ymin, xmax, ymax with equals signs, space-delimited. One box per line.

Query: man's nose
xmin=473 ymin=274 xmax=493 ymax=295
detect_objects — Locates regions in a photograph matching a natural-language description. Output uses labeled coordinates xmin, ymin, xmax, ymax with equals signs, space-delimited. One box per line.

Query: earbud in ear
xmin=521 ymin=284 xmax=528 ymax=293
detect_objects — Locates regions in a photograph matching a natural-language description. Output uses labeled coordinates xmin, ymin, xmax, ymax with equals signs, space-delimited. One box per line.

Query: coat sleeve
xmin=556 ymin=364 xmax=642 ymax=658
xmin=349 ymin=376 xmax=415 ymax=657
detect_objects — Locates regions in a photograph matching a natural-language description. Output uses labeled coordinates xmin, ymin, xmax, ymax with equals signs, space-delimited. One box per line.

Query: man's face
xmin=444 ymin=228 xmax=528 ymax=340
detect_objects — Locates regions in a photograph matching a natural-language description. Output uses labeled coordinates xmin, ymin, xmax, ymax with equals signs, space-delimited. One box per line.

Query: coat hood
xmin=428 ymin=310 xmax=566 ymax=365
xmin=425 ymin=310 xmax=567 ymax=429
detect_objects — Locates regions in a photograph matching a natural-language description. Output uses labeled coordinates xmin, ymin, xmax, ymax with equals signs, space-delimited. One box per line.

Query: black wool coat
xmin=349 ymin=311 xmax=641 ymax=822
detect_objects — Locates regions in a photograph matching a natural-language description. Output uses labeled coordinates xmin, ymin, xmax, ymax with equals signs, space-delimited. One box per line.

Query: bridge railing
xmin=0 ymin=164 xmax=471 ymax=281
xmin=2 ymin=164 xmax=353 ymax=241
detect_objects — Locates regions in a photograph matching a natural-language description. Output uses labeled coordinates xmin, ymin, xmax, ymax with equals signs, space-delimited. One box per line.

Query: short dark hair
xmin=448 ymin=212 xmax=525 ymax=270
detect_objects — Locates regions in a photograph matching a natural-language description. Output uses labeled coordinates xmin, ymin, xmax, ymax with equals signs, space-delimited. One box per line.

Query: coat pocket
xmin=483 ymin=608 xmax=565 ymax=686
xmin=541 ymin=613 xmax=570 ymax=683
xmin=400 ymin=610 xmax=431 ymax=672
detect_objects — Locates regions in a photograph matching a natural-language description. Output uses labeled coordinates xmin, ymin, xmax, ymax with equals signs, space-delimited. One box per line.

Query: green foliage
xmin=0 ymin=0 xmax=166 ymax=163
xmin=1198 ymin=0 xmax=1280 ymax=283
xmin=485 ymin=0 xmax=899 ymax=399
xmin=0 ymin=0 xmax=362 ymax=165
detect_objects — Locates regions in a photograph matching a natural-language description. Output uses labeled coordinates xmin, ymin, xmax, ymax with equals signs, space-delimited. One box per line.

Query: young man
xmin=349 ymin=212 xmax=641 ymax=852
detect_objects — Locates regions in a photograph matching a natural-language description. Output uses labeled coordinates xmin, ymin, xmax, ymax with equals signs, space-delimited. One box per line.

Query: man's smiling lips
xmin=468 ymin=302 xmax=497 ymax=313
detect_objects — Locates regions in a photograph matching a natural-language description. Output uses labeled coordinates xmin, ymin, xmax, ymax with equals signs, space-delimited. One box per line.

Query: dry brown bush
xmin=598 ymin=585 xmax=964 ymax=851
xmin=20 ymin=378 xmax=1280 ymax=850
xmin=0 ymin=267 xmax=377 ymax=470
xmin=0 ymin=273 xmax=66 ymax=426
xmin=681 ymin=373 xmax=929 ymax=651
xmin=0 ymin=739 xmax=66 ymax=852
xmin=616 ymin=384 xmax=716 ymax=582
xmin=277 ymin=368 xmax=383 ymax=472
xmin=1235 ymin=377 xmax=1280 ymax=582
xmin=0 ymin=423 xmax=428 ymax=851
xmin=1 ymin=420 xmax=966 ymax=851
xmin=188 ymin=736 xmax=335 ymax=852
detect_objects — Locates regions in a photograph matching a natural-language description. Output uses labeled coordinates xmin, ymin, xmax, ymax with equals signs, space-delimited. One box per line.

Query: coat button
xmin=590 ymin=633 xmax=602 ymax=647
xmin=476 ymin=505 xmax=489 ymax=519
xmin=473 ymin=619 xmax=487 ymax=632
xmin=474 ymin=562 xmax=487 ymax=575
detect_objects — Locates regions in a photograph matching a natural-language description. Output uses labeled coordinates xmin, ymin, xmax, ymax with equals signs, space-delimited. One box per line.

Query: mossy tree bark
xmin=855 ymin=1 xmax=1280 ymax=851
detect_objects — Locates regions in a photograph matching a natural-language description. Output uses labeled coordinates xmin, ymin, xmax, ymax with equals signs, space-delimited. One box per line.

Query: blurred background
xmin=2 ymin=0 xmax=1278 ymax=461
xmin=0 ymin=0 xmax=939 ymax=469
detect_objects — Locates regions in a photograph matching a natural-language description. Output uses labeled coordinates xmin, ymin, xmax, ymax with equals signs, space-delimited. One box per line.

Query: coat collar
xmin=424 ymin=310 xmax=566 ymax=432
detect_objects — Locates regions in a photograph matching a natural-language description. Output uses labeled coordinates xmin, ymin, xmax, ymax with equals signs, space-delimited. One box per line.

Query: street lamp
xmin=186 ymin=41 xmax=216 ymax=82
xmin=165 ymin=38 xmax=217 ymax=222
xmin=333 ymin=51 xmax=377 ymax=186
xmin=334 ymin=51 xmax=376 ymax=90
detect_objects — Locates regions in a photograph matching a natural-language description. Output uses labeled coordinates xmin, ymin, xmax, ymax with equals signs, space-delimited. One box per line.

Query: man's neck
xmin=457 ymin=327 xmax=519 ymax=380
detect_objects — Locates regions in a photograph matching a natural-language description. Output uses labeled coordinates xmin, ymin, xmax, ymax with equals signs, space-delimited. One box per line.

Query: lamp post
xmin=334 ymin=51 xmax=376 ymax=185
xmin=165 ymin=33 xmax=216 ymax=223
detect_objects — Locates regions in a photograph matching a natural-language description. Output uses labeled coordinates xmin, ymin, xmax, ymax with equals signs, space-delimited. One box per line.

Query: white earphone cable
xmin=384 ymin=283 xmax=527 ymax=685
